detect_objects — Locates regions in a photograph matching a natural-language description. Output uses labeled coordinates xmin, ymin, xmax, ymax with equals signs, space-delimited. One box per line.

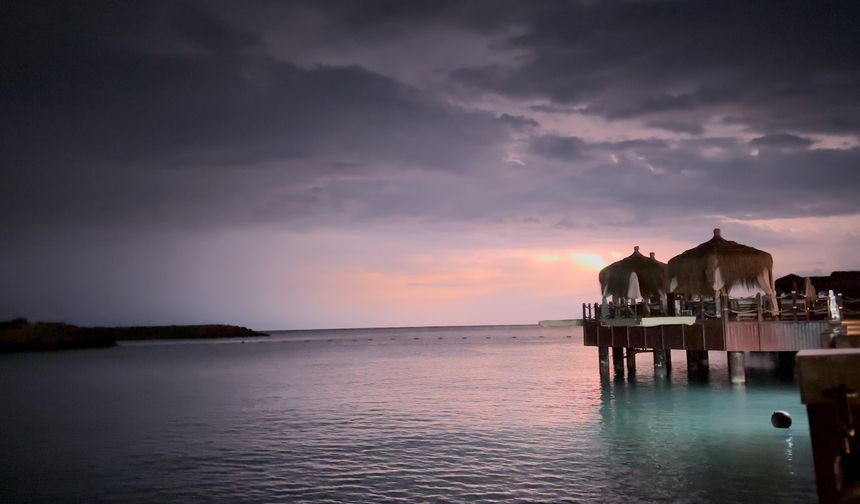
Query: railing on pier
xmin=581 ymin=291 xmax=849 ymax=352
xmin=582 ymin=290 xmax=849 ymax=324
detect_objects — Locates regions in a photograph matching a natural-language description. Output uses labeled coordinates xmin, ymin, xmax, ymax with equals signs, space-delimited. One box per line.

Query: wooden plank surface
xmin=584 ymin=319 xmax=830 ymax=352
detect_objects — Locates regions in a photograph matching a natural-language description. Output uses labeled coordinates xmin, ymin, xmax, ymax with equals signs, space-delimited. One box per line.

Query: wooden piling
xmin=686 ymin=350 xmax=709 ymax=373
xmin=653 ymin=349 xmax=666 ymax=369
xmin=699 ymin=350 xmax=709 ymax=370
xmin=612 ymin=347 xmax=624 ymax=375
xmin=626 ymin=349 xmax=636 ymax=375
xmin=598 ymin=346 xmax=609 ymax=375
xmin=728 ymin=351 xmax=746 ymax=385
xmin=653 ymin=349 xmax=667 ymax=377
xmin=686 ymin=350 xmax=698 ymax=372
xmin=776 ymin=351 xmax=796 ymax=376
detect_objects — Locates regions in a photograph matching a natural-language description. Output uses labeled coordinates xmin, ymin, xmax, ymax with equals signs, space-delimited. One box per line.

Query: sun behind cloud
xmin=568 ymin=252 xmax=608 ymax=271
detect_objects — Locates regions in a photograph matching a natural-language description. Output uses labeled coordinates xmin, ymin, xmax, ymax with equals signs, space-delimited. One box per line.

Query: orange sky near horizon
xmin=229 ymin=212 xmax=859 ymax=329
xmin=2 ymin=210 xmax=856 ymax=330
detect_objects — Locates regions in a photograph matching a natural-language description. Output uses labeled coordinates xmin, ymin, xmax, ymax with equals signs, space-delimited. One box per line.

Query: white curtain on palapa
xmin=803 ymin=277 xmax=817 ymax=303
xmin=707 ymin=261 xmax=779 ymax=316
xmin=755 ymin=268 xmax=779 ymax=316
xmin=626 ymin=272 xmax=642 ymax=300
xmin=707 ymin=259 xmax=725 ymax=291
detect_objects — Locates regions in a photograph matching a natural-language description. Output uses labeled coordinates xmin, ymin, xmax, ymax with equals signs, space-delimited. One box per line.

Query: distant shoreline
xmin=263 ymin=322 xmax=549 ymax=333
xmin=0 ymin=318 xmax=267 ymax=353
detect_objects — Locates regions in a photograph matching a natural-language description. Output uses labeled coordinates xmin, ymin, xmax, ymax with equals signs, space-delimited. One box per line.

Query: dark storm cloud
xmin=3 ymin=2 xmax=502 ymax=171
xmin=497 ymin=114 xmax=539 ymax=131
xmin=1 ymin=1 xmax=508 ymax=230
xmin=529 ymin=135 xmax=670 ymax=162
xmin=3 ymin=0 xmax=860 ymax=234
xmin=529 ymin=135 xmax=586 ymax=161
xmin=449 ymin=0 xmax=860 ymax=136
xmin=750 ymin=134 xmax=815 ymax=150
xmin=528 ymin=145 xmax=860 ymax=226
xmin=644 ymin=119 xmax=705 ymax=136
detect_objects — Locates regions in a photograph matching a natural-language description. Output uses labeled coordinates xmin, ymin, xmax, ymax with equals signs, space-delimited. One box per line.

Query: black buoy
xmin=771 ymin=410 xmax=792 ymax=429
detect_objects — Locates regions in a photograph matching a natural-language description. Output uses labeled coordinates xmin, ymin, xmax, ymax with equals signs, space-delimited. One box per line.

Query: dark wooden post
xmin=612 ymin=347 xmax=624 ymax=375
xmin=687 ymin=350 xmax=709 ymax=374
xmin=728 ymin=351 xmax=745 ymax=385
xmin=653 ymin=348 xmax=667 ymax=377
xmin=756 ymin=292 xmax=763 ymax=321
xmin=791 ymin=290 xmax=798 ymax=322
xmin=598 ymin=346 xmax=609 ymax=376
xmin=797 ymin=350 xmax=860 ymax=504
xmin=626 ymin=349 xmax=636 ymax=375
xmin=776 ymin=352 xmax=796 ymax=376
xmin=582 ymin=303 xmax=587 ymax=321
xmin=686 ymin=350 xmax=698 ymax=373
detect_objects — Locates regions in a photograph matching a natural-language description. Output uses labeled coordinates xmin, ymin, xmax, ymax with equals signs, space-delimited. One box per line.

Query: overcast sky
xmin=2 ymin=1 xmax=859 ymax=329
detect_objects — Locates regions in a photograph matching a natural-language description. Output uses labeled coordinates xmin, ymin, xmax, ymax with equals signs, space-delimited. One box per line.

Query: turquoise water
xmin=0 ymin=326 xmax=815 ymax=502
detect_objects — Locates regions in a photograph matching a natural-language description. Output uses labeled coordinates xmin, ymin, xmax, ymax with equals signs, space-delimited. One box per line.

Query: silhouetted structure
xmin=776 ymin=271 xmax=860 ymax=299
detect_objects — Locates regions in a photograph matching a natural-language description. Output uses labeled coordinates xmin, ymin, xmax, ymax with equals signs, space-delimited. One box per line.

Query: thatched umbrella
xmin=599 ymin=246 xmax=667 ymax=303
xmin=667 ymin=228 xmax=778 ymax=315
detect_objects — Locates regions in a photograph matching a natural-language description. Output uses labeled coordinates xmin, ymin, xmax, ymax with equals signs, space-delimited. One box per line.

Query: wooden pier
xmin=583 ymin=230 xmax=859 ymax=384
xmin=583 ymin=318 xmax=832 ymax=352
xmin=582 ymin=300 xmax=842 ymax=384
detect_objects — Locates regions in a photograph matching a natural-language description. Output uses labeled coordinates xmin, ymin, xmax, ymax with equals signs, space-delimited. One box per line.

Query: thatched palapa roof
xmin=667 ymin=228 xmax=774 ymax=296
xmin=599 ymin=246 xmax=667 ymax=299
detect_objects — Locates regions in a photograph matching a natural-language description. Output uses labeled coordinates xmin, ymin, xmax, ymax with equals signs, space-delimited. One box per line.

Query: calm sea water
xmin=0 ymin=325 xmax=815 ymax=503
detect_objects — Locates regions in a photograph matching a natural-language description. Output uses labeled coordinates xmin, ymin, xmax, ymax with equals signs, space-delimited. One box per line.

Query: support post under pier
xmin=728 ymin=351 xmax=746 ymax=385
xmin=626 ymin=350 xmax=636 ymax=375
xmin=686 ymin=350 xmax=710 ymax=374
xmin=686 ymin=350 xmax=697 ymax=372
xmin=612 ymin=347 xmax=625 ymax=375
xmin=776 ymin=352 xmax=796 ymax=377
xmin=598 ymin=347 xmax=609 ymax=376
xmin=653 ymin=349 xmax=667 ymax=377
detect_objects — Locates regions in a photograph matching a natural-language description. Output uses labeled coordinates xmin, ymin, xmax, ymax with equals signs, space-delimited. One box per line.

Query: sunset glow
xmin=568 ymin=253 xmax=609 ymax=271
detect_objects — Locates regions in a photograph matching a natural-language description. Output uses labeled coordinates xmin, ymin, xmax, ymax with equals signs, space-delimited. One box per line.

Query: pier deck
xmin=583 ymin=318 xmax=832 ymax=352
